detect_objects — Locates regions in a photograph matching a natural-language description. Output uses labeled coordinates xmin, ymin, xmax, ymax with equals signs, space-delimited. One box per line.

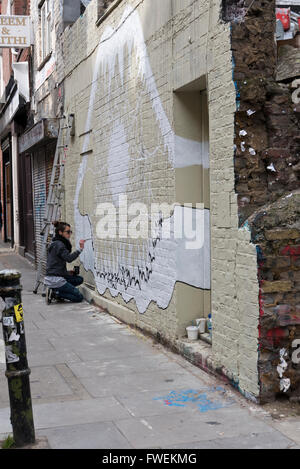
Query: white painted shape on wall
xmin=108 ymin=120 xmax=130 ymax=205
xmin=277 ymin=348 xmax=288 ymax=378
xmin=175 ymin=206 xmax=211 ymax=289
xmin=73 ymin=5 xmax=211 ymax=314
xmin=174 ymin=135 xmax=209 ymax=169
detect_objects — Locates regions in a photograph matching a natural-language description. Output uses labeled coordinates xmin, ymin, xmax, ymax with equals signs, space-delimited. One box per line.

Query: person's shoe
xmin=45 ymin=287 xmax=53 ymax=305
xmin=55 ymin=297 xmax=66 ymax=303
xmin=52 ymin=290 xmax=65 ymax=303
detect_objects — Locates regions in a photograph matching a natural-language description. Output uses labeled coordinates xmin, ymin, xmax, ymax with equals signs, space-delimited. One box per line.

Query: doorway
xmin=174 ymin=81 xmax=211 ymax=337
xmin=2 ymin=142 xmax=14 ymax=246
xmin=4 ymin=161 xmax=12 ymax=241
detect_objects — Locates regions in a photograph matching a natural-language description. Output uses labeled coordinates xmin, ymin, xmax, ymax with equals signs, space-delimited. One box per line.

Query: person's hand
xmin=79 ymin=239 xmax=86 ymax=250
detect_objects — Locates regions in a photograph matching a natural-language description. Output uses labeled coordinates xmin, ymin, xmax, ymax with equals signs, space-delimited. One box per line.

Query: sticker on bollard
xmin=2 ymin=316 xmax=14 ymax=327
xmin=5 ymin=345 xmax=20 ymax=363
xmin=14 ymin=303 xmax=23 ymax=322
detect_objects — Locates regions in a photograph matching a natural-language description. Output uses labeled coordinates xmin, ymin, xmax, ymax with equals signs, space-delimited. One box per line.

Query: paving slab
xmin=37 ymin=422 xmax=133 ymax=449
xmin=29 ymin=366 xmax=74 ymax=399
xmin=166 ymin=431 xmax=298 ymax=449
xmin=25 ymin=337 xmax=56 ymax=354
xmin=0 ymin=364 xmax=76 ymax=409
xmin=34 ymin=396 xmax=130 ymax=428
xmin=0 ymin=407 xmax=12 ymax=433
xmin=27 ymin=350 xmax=81 ymax=367
xmin=52 ymin=322 xmax=128 ymax=337
xmin=0 ymin=377 xmax=9 ymax=409
xmin=270 ymin=417 xmax=300 ymax=446
xmin=48 ymin=333 xmax=118 ymax=349
xmin=114 ymin=407 xmax=276 ymax=449
xmin=72 ymin=343 xmax=158 ymax=362
xmin=67 ymin=355 xmax=182 ymax=379
xmin=115 ymin=386 xmax=235 ymax=418
xmin=80 ymin=370 xmax=210 ymax=399
xmin=47 ymin=333 xmax=154 ymax=354
xmin=0 ymin=396 xmax=131 ymax=435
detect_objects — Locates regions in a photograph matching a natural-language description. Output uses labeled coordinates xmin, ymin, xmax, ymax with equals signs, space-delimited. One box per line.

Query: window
xmin=81 ymin=0 xmax=92 ymax=12
xmin=63 ymin=0 xmax=88 ymax=28
xmin=97 ymin=0 xmax=120 ymax=22
xmin=40 ymin=0 xmax=51 ymax=62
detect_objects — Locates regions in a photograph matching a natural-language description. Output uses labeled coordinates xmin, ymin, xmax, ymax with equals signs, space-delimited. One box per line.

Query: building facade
xmin=0 ymin=0 xmax=32 ymax=254
xmin=0 ymin=0 xmax=299 ymax=403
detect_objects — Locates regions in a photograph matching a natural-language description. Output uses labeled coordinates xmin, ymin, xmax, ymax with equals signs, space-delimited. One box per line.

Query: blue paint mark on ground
xmin=153 ymin=387 xmax=235 ymax=413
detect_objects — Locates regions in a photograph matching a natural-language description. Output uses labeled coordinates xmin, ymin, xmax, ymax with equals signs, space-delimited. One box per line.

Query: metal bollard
xmin=0 ymin=270 xmax=35 ymax=447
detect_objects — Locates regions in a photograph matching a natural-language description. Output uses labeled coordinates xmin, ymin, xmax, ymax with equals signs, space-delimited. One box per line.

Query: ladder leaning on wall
xmin=33 ymin=114 xmax=75 ymax=295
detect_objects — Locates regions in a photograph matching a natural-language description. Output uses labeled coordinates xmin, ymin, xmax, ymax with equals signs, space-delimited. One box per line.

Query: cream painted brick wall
xmin=62 ymin=0 xmax=178 ymax=342
xmin=206 ymin=5 xmax=260 ymax=397
xmin=59 ymin=0 xmax=260 ymax=398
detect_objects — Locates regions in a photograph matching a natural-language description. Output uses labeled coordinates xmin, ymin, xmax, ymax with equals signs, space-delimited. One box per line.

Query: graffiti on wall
xmin=73 ymin=5 xmax=210 ymax=313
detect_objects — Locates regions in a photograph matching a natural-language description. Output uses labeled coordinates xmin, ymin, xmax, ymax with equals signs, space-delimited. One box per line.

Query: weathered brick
xmin=265 ymin=230 xmax=300 ymax=241
xmin=261 ymin=281 xmax=293 ymax=293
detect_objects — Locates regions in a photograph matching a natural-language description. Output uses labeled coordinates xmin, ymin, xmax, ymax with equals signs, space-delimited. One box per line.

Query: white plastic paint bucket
xmin=186 ymin=326 xmax=199 ymax=341
xmin=196 ymin=318 xmax=206 ymax=334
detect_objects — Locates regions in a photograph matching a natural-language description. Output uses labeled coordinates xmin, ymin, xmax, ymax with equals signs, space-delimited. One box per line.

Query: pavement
xmin=0 ymin=249 xmax=299 ymax=449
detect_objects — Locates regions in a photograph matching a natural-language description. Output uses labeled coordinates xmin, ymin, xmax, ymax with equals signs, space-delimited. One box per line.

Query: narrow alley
xmin=0 ymin=249 xmax=299 ymax=449
xmin=0 ymin=0 xmax=300 ymax=452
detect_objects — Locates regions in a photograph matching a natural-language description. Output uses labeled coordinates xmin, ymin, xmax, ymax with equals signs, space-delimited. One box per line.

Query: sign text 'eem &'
xmin=0 ymin=16 xmax=31 ymax=48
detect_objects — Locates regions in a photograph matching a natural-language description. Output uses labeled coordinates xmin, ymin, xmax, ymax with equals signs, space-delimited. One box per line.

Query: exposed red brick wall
xmin=224 ymin=0 xmax=300 ymax=402
xmin=12 ymin=0 xmax=29 ymax=15
xmin=1 ymin=0 xmax=12 ymax=86
xmin=251 ymin=197 xmax=300 ymax=402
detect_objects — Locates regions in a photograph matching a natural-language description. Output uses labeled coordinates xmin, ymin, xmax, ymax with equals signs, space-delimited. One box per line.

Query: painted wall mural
xmin=73 ymin=5 xmax=210 ymax=314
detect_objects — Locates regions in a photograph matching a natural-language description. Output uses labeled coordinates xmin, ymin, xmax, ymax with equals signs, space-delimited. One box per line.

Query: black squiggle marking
xmin=81 ymin=212 xmax=163 ymax=293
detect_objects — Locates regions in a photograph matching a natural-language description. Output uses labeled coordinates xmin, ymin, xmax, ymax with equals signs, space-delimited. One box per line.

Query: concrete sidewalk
xmin=0 ymin=252 xmax=299 ymax=449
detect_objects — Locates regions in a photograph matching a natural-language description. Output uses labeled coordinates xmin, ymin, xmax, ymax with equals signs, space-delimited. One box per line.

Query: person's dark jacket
xmin=46 ymin=235 xmax=81 ymax=278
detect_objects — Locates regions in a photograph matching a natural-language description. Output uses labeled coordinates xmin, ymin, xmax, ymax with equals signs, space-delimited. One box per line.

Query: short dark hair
xmin=53 ymin=221 xmax=71 ymax=236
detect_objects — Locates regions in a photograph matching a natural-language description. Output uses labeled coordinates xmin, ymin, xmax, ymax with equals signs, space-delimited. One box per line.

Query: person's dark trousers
xmin=56 ymin=275 xmax=84 ymax=303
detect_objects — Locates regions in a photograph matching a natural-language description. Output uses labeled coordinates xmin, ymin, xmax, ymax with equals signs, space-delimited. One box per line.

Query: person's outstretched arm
xmin=57 ymin=240 xmax=85 ymax=264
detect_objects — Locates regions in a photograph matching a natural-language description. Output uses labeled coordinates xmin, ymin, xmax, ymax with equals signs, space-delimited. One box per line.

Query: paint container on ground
xmin=186 ymin=326 xmax=199 ymax=341
xmin=196 ymin=318 xmax=206 ymax=334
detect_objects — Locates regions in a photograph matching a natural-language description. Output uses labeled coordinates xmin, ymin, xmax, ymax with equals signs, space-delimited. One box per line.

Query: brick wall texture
xmin=57 ymin=0 xmax=263 ymax=401
xmin=224 ymin=0 xmax=300 ymax=402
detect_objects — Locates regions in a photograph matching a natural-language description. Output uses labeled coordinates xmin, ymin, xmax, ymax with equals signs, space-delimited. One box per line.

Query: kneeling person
xmin=45 ymin=221 xmax=86 ymax=303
